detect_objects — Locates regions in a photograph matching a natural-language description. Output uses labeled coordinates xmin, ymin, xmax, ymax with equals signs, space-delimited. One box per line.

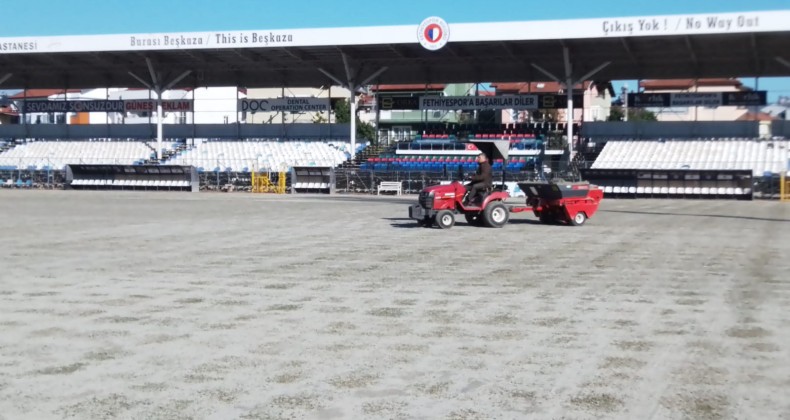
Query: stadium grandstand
xmin=591 ymin=138 xmax=789 ymax=175
xmin=0 ymin=10 xmax=789 ymax=196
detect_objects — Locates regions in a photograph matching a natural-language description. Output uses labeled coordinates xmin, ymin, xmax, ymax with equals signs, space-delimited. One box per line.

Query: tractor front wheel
xmin=483 ymin=201 xmax=509 ymax=228
xmin=435 ymin=210 xmax=456 ymax=229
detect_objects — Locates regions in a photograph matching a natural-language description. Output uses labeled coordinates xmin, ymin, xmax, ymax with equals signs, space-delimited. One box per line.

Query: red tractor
xmin=408 ymin=139 xmax=603 ymax=229
xmin=408 ymin=140 xmax=514 ymax=229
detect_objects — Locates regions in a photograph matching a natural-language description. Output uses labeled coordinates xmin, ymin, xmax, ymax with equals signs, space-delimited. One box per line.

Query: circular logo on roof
xmin=418 ymin=17 xmax=449 ymax=51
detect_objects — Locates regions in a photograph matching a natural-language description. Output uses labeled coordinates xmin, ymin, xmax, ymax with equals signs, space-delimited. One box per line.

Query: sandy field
xmin=0 ymin=190 xmax=789 ymax=420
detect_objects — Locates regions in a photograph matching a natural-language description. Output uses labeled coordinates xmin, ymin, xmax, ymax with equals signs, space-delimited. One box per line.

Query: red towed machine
xmin=408 ymin=140 xmax=603 ymax=228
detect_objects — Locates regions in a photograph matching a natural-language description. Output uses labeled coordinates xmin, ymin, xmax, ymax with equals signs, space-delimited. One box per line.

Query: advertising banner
xmin=627 ymin=91 xmax=767 ymax=108
xmin=239 ymin=98 xmax=330 ymax=113
xmin=418 ymin=94 xmax=584 ymax=110
xmin=420 ymin=95 xmax=539 ymax=110
xmin=21 ymin=100 xmax=193 ymax=113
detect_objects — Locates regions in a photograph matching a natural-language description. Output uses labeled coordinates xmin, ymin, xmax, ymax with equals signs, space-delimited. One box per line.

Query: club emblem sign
xmin=418 ymin=17 xmax=450 ymax=51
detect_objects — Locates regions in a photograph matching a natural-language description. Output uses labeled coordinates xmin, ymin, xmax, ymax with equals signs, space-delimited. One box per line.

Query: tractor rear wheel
xmin=483 ymin=201 xmax=509 ymax=228
xmin=435 ymin=210 xmax=455 ymax=229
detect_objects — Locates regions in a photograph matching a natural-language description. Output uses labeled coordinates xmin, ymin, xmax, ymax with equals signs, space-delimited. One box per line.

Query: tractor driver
xmin=464 ymin=152 xmax=492 ymax=205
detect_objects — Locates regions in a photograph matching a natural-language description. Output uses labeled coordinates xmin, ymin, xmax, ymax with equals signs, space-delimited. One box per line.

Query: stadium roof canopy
xmin=1 ymin=10 xmax=789 ymax=90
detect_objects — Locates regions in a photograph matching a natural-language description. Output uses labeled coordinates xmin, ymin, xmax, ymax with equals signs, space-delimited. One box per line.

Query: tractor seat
xmin=471 ymin=186 xmax=493 ymax=205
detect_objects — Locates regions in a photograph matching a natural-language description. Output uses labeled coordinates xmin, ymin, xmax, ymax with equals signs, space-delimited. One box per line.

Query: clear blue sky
xmin=2 ymin=0 xmax=790 ymax=102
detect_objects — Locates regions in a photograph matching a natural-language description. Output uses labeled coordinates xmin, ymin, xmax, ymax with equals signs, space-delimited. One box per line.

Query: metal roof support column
xmin=156 ymin=91 xmax=164 ymax=161
xmin=532 ymin=50 xmax=610 ymax=157
xmin=106 ymin=87 xmax=109 ymax=125
xmin=148 ymin=60 xmax=159 ymax=146
xmin=236 ymin=84 xmax=240 ymax=140
xmin=317 ymin=58 xmax=387 ymax=159
xmin=129 ymin=58 xmax=190 ymax=161
xmin=563 ymin=47 xmax=574 ymax=156
xmin=22 ymin=87 xmax=26 ymax=129
xmin=350 ymin=94 xmax=357 ymax=158
xmin=374 ymin=83 xmax=381 ymax=146
xmin=341 ymin=53 xmax=357 ymax=158
xmin=155 ymin=68 xmax=200 ymax=154
xmin=192 ymin=81 xmax=197 ymax=144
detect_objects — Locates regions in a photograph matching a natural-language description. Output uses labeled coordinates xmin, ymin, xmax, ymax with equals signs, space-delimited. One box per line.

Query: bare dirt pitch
xmin=1 ymin=190 xmax=789 ymax=420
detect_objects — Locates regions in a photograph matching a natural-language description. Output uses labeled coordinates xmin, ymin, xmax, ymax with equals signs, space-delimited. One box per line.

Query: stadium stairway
xmin=141 ymin=141 xmax=158 ymax=163
xmin=0 ymin=140 xmax=16 ymax=154
xmin=161 ymin=142 xmax=192 ymax=163
xmin=339 ymin=144 xmax=388 ymax=169
xmin=141 ymin=141 xmax=191 ymax=164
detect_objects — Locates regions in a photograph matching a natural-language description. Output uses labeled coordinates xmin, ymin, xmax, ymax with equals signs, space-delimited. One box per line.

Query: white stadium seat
xmin=0 ymin=140 xmax=152 ymax=169
xmin=590 ymin=139 xmax=790 ymax=177
xmin=163 ymin=139 xmax=366 ymax=172
xmin=0 ymin=138 xmax=366 ymax=174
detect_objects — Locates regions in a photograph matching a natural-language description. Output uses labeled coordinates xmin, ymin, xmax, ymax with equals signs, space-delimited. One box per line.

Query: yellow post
xmin=781 ymin=172 xmax=788 ymax=202
xmin=277 ymin=171 xmax=286 ymax=194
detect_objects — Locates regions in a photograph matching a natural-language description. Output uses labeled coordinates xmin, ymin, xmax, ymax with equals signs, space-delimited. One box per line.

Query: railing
xmin=334 ymin=163 xmax=580 ymax=195
xmin=0 ymin=156 xmax=153 ymax=170
xmin=2 ymin=166 xmax=786 ymax=199
xmin=393 ymin=143 xmax=546 ymax=153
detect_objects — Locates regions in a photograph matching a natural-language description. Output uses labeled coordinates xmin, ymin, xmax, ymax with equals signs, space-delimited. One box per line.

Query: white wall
xmin=191 ymin=87 xmax=245 ymax=124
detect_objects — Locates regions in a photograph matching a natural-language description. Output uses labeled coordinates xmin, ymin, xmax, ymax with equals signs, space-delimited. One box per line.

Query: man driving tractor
xmin=464 ymin=152 xmax=493 ymax=205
